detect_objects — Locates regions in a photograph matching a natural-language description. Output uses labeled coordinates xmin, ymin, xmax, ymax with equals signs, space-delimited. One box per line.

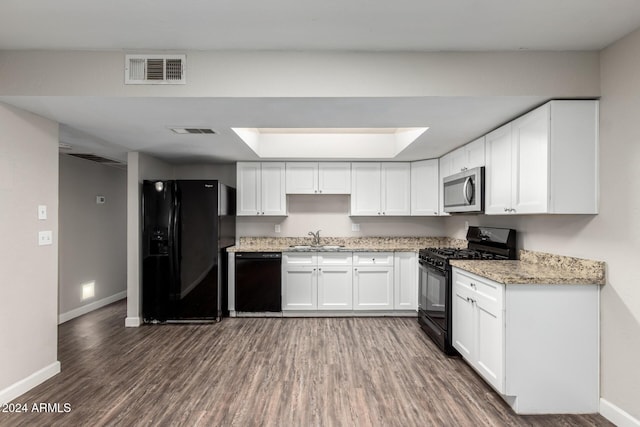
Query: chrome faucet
xmin=308 ymin=230 xmax=321 ymax=246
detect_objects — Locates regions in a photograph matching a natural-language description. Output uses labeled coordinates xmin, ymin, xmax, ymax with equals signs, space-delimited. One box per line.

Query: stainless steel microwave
xmin=443 ymin=167 xmax=484 ymax=213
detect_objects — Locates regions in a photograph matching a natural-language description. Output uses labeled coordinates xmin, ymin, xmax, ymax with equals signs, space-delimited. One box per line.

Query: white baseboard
xmin=601 ymin=398 xmax=640 ymax=427
xmin=0 ymin=362 xmax=61 ymax=405
xmin=125 ymin=317 xmax=141 ymax=327
xmin=58 ymin=291 xmax=127 ymax=324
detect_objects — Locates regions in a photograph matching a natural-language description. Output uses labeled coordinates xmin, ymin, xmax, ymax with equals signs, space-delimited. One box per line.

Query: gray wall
xmin=446 ymin=27 xmax=640 ymax=421
xmin=58 ymin=154 xmax=127 ymax=319
xmin=0 ymin=103 xmax=59 ymax=403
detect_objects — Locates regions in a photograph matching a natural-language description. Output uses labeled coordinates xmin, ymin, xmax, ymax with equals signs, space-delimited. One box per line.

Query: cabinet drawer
xmin=318 ymin=252 xmax=353 ymax=266
xmin=283 ymin=253 xmax=317 ymax=265
xmin=454 ymin=269 xmax=504 ymax=312
xmin=353 ymin=252 xmax=393 ymax=266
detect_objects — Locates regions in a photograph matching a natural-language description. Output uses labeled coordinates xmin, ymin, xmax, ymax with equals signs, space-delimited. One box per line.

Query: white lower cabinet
xmin=283 ymin=251 xmax=420 ymax=314
xmin=282 ymin=267 xmax=316 ymax=310
xmin=283 ymin=252 xmax=352 ymax=311
xmin=393 ymin=252 xmax=418 ymax=310
xmin=353 ymin=252 xmax=394 ymax=310
xmin=317 ymin=253 xmax=353 ymax=310
xmin=451 ymin=267 xmax=599 ymax=414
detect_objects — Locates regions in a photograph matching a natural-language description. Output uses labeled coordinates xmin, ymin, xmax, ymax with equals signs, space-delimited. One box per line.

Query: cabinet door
xmin=410 ymin=160 xmax=439 ymax=216
xmin=236 ymin=162 xmax=262 ymax=216
xmin=318 ymin=162 xmax=351 ymax=194
xmin=353 ymin=267 xmax=394 ymax=310
xmin=381 ymin=163 xmax=411 ymax=216
xmin=286 ymin=162 xmax=318 ymax=194
xmin=475 ymin=290 xmax=505 ymax=394
xmin=452 ymin=278 xmax=475 ymax=361
xmin=485 ymin=123 xmax=513 ymax=214
xmin=351 ymin=163 xmax=382 ymax=215
xmin=394 ymin=252 xmax=417 ymax=310
xmin=317 ymin=266 xmax=353 ymax=310
xmin=511 ymin=104 xmax=549 ymax=214
xmin=282 ymin=266 xmax=317 ymax=310
xmin=450 ymin=146 xmax=468 ymax=174
xmin=466 ymin=136 xmax=486 ymax=169
xmin=438 ymin=154 xmax=453 ymax=217
xmin=261 ymin=162 xmax=287 ymax=215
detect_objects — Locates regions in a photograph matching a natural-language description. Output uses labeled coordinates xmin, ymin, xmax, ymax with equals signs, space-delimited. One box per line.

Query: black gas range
xmin=418 ymin=226 xmax=516 ymax=355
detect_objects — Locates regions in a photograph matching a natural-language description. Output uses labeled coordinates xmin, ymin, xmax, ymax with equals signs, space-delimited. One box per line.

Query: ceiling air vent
xmin=125 ymin=54 xmax=186 ymax=85
xmin=170 ymin=128 xmax=217 ymax=134
xmin=67 ymin=153 xmax=124 ymax=167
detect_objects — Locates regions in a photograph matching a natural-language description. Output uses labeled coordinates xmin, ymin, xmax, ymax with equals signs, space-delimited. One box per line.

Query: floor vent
xmin=125 ymin=54 xmax=186 ymax=84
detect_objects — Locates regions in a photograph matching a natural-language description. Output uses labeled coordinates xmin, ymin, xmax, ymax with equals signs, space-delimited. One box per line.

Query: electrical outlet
xmin=96 ymin=195 xmax=106 ymax=204
xmin=351 ymin=223 xmax=360 ymax=232
xmin=38 ymin=230 xmax=53 ymax=246
xmin=274 ymin=224 xmax=281 ymax=233
xmin=464 ymin=221 xmax=469 ymax=232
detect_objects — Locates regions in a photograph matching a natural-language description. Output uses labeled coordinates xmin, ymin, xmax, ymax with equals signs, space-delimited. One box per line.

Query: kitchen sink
xmin=288 ymin=245 xmax=345 ymax=250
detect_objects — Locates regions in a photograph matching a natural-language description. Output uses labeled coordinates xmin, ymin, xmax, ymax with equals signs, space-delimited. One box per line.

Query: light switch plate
xmin=38 ymin=205 xmax=47 ymax=220
xmin=38 ymin=230 xmax=53 ymax=246
xmin=274 ymin=224 xmax=281 ymax=233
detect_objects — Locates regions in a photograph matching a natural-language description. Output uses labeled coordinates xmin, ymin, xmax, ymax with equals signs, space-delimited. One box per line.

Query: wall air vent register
xmin=125 ymin=54 xmax=186 ymax=85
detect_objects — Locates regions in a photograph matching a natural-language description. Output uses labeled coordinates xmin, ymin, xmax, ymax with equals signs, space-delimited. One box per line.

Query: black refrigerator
xmin=142 ymin=180 xmax=235 ymax=323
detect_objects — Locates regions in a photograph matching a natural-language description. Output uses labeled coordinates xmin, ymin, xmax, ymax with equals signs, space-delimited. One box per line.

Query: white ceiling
xmin=2 ymin=0 xmax=640 ymax=51
xmin=1 ymin=1 xmax=639 ymax=164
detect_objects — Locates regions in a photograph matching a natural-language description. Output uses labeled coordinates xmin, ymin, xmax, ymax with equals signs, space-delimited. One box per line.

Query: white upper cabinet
xmin=461 ymin=137 xmax=486 ymax=171
xmin=381 ymin=163 xmax=411 ymax=216
xmin=285 ymin=162 xmax=318 ymax=194
xmin=237 ymin=162 xmax=286 ymax=216
xmin=485 ymin=100 xmax=598 ymax=215
xmin=351 ymin=163 xmax=410 ymax=216
xmin=485 ymin=124 xmax=514 ymax=214
xmin=445 ymin=137 xmax=486 ymax=175
xmin=285 ymin=162 xmax=351 ymax=194
xmin=318 ymin=163 xmax=351 ymax=194
xmin=410 ymin=159 xmax=439 ymax=216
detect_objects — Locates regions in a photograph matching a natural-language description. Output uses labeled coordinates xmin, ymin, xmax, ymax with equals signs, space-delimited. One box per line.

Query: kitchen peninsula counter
xmin=450 ymin=250 xmax=605 ymax=285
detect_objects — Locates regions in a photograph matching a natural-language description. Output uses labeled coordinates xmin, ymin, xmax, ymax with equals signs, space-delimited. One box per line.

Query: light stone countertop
xmin=450 ymin=250 xmax=605 ymax=286
xmin=227 ymin=236 xmax=467 ymax=253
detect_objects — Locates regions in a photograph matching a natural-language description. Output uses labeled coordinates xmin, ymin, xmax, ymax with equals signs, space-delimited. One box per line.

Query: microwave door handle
xmin=463 ymin=177 xmax=473 ymax=204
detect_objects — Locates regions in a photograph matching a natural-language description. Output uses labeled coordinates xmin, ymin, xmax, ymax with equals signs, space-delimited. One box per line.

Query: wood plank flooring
xmin=1 ymin=300 xmax=612 ymax=426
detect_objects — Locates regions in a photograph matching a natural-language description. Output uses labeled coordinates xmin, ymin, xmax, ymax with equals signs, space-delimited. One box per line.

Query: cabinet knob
xmin=378 ymin=212 xmax=381 ymax=215
xmin=382 ymin=212 xmax=386 ymax=215
xmin=504 ymin=208 xmax=508 ymax=212
xmin=319 ymin=190 xmax=322 ymax=194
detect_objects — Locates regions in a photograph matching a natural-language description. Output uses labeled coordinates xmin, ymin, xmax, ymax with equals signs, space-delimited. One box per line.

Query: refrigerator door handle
xmin=170 ymin=184 xmax=182 ymax=301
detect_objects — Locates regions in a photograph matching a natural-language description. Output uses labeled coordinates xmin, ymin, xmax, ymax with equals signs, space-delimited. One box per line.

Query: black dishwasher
xmin=235 ymin=252 xmax=282 ymax=312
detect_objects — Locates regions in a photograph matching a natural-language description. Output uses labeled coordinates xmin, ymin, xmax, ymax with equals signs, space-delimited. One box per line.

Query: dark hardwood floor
xmin=1 ymin=300 xmax=612 ymax=426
